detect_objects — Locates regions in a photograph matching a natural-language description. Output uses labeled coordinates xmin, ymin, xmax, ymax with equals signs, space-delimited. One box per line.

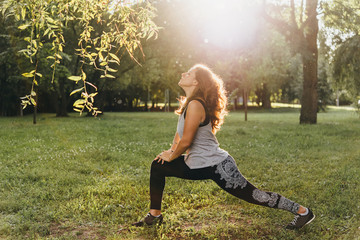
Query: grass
xmin=0 ymin=108 xmax=359 ymax=239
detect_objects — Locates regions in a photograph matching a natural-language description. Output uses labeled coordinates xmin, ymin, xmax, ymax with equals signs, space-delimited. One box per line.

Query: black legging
xmin=150 ymin=155 xmax=300 ymax=214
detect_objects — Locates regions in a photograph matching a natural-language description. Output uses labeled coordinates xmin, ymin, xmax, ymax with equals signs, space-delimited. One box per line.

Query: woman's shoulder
xmin=187 ymin=100 xmax=206 ymax=115
xmin=183 ymin=98 xmax=207 ymax=120
xmin=188 ymin=98 xmax=206 ymax=110
xmin=186 ymin=99 xmax=208 ymax=123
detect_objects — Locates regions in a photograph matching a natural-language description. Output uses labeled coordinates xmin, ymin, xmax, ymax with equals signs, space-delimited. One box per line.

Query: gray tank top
xmin=176 ymin=100 xmax=229 ymax=169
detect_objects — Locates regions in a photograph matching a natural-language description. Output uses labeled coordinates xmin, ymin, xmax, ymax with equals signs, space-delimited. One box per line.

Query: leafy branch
xmin=2 ymin=0 xmax=158 ymax=116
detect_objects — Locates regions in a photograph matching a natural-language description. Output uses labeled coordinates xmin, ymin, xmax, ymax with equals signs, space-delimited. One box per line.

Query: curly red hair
xmin=176 ymin=64 xmax=228 ymax=134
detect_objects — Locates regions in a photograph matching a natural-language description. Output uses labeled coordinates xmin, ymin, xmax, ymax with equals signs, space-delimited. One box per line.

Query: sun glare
xmin=191 ymin=0 xmax=261 ymax=49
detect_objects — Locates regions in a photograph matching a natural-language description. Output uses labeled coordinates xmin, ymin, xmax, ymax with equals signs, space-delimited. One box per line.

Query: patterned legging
xmin=150 ymin=155 xmax=300 ymax=214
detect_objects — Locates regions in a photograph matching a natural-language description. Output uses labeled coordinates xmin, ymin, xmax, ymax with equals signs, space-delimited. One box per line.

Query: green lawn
xmin=0 ymin=109 xmax=359 ymax=239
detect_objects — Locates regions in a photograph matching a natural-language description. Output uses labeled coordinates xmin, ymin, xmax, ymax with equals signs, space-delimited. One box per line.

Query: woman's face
xmin=178 ymin=69 xmax=197 ymax=88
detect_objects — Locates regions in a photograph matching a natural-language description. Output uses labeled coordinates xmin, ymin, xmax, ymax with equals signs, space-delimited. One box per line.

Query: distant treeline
xmin=1 ymin=0 xmax=359 ymax=117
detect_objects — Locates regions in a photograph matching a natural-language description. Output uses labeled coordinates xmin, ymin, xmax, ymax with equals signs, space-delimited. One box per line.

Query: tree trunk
xmin=255 ymin=86 xmax=261 ymax=106
xmin=0 ymin=63 xmax=5 ymax=116
xmin=263 ymin=0 xmax=319 ymax=124
xmin=127 ymin=97 xmax=134 ymax=111
xmin=56 ymin=77 xmax=68 ymax=117
xmin=243 ymin=89 xmax=248 ymax=121
xmin=262 ymin=83 xmax=271 ymax=109
xmin=33 ymin=93 xmax=37 ymax=124
xmin=145 ymin=90 xmax=149 ymax=111
xmin=135 ymin=98 xmax=139 ymax=108
xmin=300 ymin=0 xmax=318 ymax=124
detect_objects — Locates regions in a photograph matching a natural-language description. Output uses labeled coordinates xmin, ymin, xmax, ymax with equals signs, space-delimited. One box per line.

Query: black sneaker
xmin=286 ymin=208 xmax=315 ymax=229
xmin=132 ymin=213 xmax=163 ymax=227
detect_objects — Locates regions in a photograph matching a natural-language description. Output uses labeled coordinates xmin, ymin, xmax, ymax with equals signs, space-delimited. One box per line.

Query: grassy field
xmin=0 ymin=108 xmax=359 ymax=239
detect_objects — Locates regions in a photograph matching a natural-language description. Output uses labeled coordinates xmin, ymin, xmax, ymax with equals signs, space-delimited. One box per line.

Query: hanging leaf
xmin=109 ymin=53 xmax=120 ymax=63
xmin=105 ymin=74 xmax=115 ymax=78
xmin=22 ymin=72 xmax=34 ymax=78
xmin=81 ymin=70 xmax=87 ymax=81
xmin=70 ymin=87 xmax=84 ymax=96
xmin=21 ymin=7 xmax=26 ymax=20
xmin=43 ymin=28 xmax=50 ymax=37
xmin=73 ymin=99 xmax=86 ymax=108
xmin=32 ymin=40 xmax=37 ymax=49
xmin=30 ymin=97 xmax=37 ymax=106
xmin=107 ymin=67 xmax=118 ymax=72
xmin=18 ymin=24 xmax=30 ymax=30
xmin=68 ymin=76 xmax=82 ymax=82
xmin=55 ymin=53 xmax=62 ymax=59
xmin=147 ymin=30 xmax=155 ymax=40
xmin=99 ymin=51 xmax=104 ymax=61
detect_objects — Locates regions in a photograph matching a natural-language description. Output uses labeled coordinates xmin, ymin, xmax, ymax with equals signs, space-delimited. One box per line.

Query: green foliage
xmin=322 ymin=0 xmax=360 ymax=105
xmin=1 ymin=0 xmax=158 ymax=116
xmin=0 ymin=110 xmax=359 ymax=239
xmin=332 ymin=35 xmax=360 ymax=101
xmin=317 ymin=30 xmax=334 ymax=111
xmin=322 ymin=0 xmax=360 ymax=36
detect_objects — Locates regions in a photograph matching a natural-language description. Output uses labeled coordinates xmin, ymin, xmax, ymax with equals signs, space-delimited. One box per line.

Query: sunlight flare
xmin=192 ymin=0 xmax=262 ymax=49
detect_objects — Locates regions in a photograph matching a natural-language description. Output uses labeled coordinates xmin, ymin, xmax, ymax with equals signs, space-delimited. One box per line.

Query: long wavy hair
xmin=176 ymin=64 xmax=228 ymax=134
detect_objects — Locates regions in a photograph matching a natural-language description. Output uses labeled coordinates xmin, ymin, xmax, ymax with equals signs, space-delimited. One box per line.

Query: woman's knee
xmin=151 ymin=160 xmax=163 ymax=174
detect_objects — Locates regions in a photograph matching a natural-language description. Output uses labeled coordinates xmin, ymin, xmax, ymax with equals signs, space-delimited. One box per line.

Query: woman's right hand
xmin=154 ymin=149 xmax=172 ymax=163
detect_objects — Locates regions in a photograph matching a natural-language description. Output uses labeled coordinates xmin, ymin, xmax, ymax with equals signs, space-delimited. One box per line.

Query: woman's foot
xmin=132 ymin=213 xmax=163 ymax=227
xmin=286 ymin=208 xmax=315 ymax=229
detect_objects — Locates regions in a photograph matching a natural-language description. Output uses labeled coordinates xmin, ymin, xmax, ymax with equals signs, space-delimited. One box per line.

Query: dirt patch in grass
xmin=49 ymin=221 xmax=109 ymax=239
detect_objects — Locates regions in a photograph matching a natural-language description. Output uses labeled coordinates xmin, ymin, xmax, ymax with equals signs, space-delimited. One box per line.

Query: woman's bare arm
xmin=156 ymin=100 xmax=205 ymax=163
xmin=170 ymin=132 xmax=180 ymax=152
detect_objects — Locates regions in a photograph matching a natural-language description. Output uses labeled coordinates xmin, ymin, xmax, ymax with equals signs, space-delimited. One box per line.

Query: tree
xmin=248 ymin=28 xmax=293 ymax=109
xmin=111 ymin=0 xmax=200 ymax=111
xmin=280 ymin=55 xmax=303 ymax=104
xmin=0 ymin=14 xmax=32 ymax=116
xmin=263 ymin=0 xmax=319 ymax=124
xmin=317 ymin=30 xmax=334 ymax=111
xmin=331 ymin=36 xmax=360 ymax=101
xmin=322 ymin=0 xmax=360 ymax=104
xmin=1 ymin=0 xmax=158 ymax=120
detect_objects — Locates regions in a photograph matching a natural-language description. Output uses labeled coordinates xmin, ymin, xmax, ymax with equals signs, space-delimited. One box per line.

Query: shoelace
xmin=290 ymin=215 xmax=300 ymax=225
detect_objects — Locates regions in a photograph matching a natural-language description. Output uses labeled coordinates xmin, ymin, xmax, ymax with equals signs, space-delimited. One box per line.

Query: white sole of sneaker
xmin=304 ymin=214 xmax=316 ymax=226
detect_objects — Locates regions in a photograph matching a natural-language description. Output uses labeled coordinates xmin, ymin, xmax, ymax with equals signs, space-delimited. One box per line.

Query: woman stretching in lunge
xmin=132 ymin=64 xmax=315 ymax=229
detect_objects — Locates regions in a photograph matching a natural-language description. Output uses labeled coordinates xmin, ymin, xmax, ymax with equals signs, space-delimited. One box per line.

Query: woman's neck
xmin=183 ymin=86 xmax=196 ymax=98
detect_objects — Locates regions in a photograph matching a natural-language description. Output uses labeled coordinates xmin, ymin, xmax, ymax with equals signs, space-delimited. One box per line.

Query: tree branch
xmin=290 ymin=0 xmax=298 ymax=28
xmin=261 ymin=1 xmax=302 ymax=41
xmin=300 ymin=0 xmax=318 ymax=32
xmin=300 ymin=0 xmax=304 ymax=24
xmin=261 ymin=10 xmax=292 ymax=37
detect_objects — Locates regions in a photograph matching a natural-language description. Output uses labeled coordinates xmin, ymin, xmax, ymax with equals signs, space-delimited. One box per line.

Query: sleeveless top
xmin=176 ymin=99 xmax=229 ymax=169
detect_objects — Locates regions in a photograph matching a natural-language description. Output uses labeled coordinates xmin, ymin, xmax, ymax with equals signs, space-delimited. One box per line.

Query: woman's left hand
xmin=154 ymin=150 xmax=173 ymax=164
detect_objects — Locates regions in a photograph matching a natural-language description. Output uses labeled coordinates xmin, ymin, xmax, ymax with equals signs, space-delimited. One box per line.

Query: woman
xmin=132 ymin=64 xmax=315 ymax=229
